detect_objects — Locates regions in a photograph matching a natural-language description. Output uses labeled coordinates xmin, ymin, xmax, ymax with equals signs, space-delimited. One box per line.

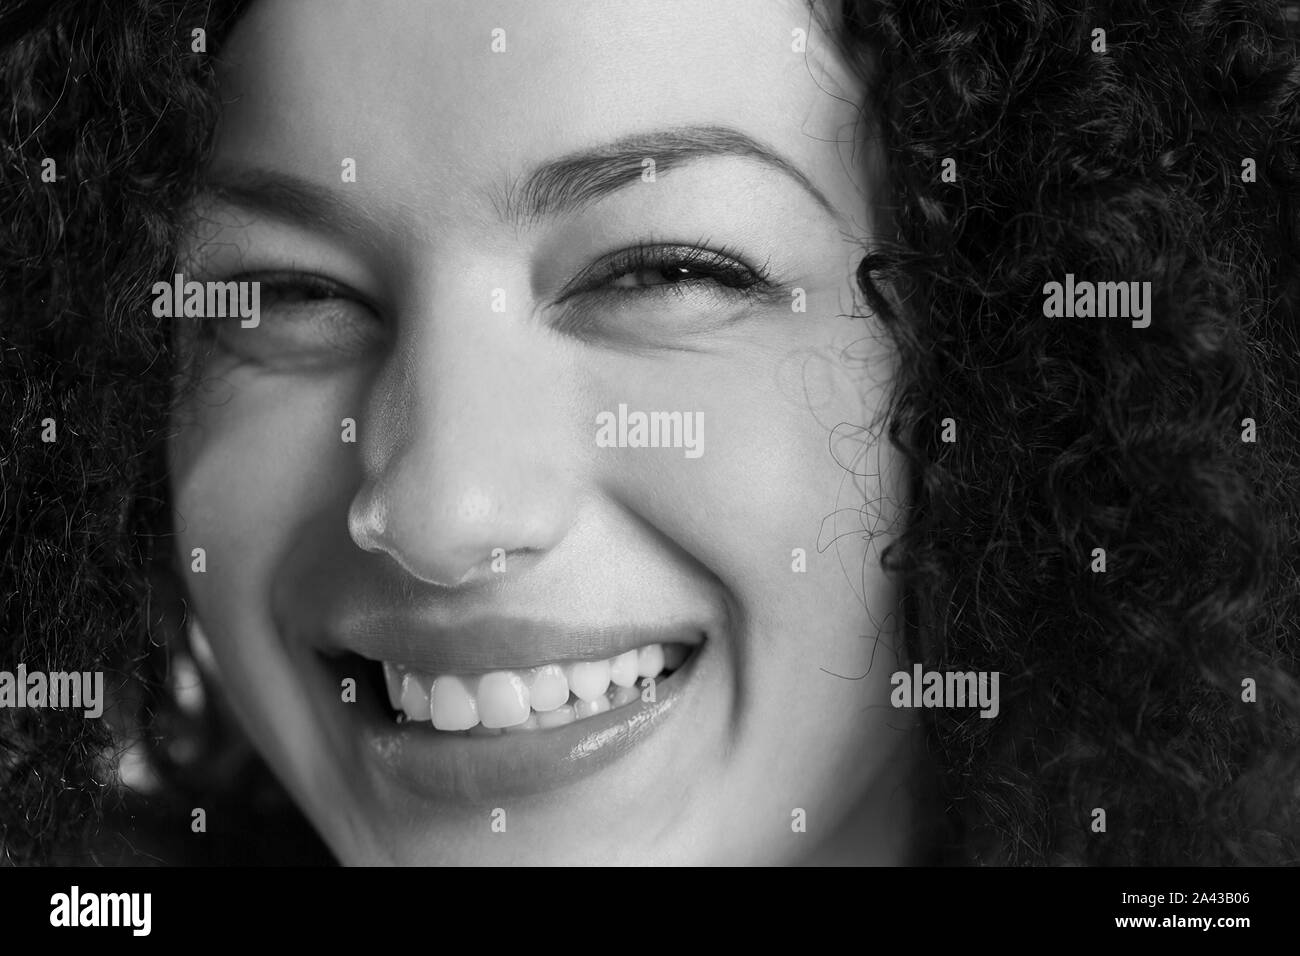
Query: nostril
xmin=346 ymin=488 xmax=388 ymax=554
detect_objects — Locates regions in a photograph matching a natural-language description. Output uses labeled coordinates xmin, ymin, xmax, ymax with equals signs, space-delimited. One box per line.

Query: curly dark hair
xmin=2 ymin=0 xmax=1298 ymax=865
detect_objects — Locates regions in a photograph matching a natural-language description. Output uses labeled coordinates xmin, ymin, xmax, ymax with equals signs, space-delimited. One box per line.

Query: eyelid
xmin=194 ymin=273 xmax=386 ymax=369
xmin=555 ymin=241 xmax=775 ymax=302
xmin=228 ymin=269 xmax=363 ymax=303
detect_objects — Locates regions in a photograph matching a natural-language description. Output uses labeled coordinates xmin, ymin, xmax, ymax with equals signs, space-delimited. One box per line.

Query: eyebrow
xmin=505 ymin=124 xmax=838 ymax=224
xmin=193 ymin=168 xmax=396 ymax=244
xmin=194 ymin=124 xmax=838 ymax=236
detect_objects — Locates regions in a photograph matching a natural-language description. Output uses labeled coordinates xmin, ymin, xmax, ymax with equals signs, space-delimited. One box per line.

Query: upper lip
xmin=322 ymin=613 xmax=707 ymax=674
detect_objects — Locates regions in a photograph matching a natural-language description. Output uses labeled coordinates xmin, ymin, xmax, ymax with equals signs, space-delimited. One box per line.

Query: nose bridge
xmin=348 ymin=282 xmax=574 ymax=586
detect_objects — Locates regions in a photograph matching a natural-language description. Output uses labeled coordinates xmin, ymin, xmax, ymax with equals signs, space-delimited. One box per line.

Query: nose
xmin=347 ymin=284 xmax=576 ymax=587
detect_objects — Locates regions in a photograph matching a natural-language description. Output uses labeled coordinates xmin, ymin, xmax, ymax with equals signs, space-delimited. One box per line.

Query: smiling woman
xmin=167 ymin=0 xmax=904 ymax=868
xmin=2 ymin=0 xmax=1299 ymax=869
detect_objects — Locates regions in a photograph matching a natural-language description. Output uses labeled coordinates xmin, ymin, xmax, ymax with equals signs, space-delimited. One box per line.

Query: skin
xmin=169 ymin=0 xmax=916 ymax=865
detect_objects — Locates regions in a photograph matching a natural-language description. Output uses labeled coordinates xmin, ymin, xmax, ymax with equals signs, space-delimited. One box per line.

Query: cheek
xmin=169 ymin=371 xmax=363 ymax=647
xmin=594 ymin=317 xmax=900 ymax=674
xmin=731 ymin=348 xmax=906 ymax=836
xmin=610 ymin=327 xmax=904 ymax=849
xmin=730 ymin=358 xmax=899 ymax=685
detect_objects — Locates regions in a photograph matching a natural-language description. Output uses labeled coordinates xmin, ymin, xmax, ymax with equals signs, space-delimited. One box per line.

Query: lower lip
xmin=350 ymin=645 xmax=704 ymax=804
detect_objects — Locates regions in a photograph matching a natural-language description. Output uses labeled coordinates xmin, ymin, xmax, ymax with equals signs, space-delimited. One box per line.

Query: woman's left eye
xmin=607 ymin=260 xmax=747 ymax=291
xmin=561 ymin=243 xmax=776 ymax=302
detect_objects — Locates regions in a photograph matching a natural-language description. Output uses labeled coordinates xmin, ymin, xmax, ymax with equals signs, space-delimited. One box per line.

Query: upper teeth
xmin=383 ymin=643 xmax=688 ymax=731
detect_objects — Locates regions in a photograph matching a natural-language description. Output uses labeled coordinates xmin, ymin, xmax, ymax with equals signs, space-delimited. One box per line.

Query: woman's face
xmin=170 ymin=0 xmax=912 ymax=865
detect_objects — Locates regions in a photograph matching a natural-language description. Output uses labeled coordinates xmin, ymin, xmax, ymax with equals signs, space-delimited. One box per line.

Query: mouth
xmin=315 ymin=627 xmax=710 ymax=803
xmin=373 ymin=641 xmax=694 ymax=733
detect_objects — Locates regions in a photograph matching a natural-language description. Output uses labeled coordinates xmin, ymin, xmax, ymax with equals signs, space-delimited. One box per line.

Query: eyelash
xmin=192 ymin=270 xmax=378 ymax=362
xmin=557 ymin=242 xmax=777 ymax=302
xmin=255 ymin=271 xmax=355 ymax=306
xmin=199 ymin=241 xmax=774 ymax=358
xmin=218 ymin=243 xmax=771 ymax=312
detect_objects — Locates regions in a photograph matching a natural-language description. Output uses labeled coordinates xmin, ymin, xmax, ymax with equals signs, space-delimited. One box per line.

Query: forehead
xmin=214 ymin=0 xmax=871 ymax=227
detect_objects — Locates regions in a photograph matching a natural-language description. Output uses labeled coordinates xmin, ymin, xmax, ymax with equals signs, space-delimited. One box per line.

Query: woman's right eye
xmin=201 ymin=272 xmax=386 ymax=368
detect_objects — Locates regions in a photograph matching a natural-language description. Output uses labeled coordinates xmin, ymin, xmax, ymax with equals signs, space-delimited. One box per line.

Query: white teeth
xmin=477 ymin=671 xmax=531 ymax=728
xmin=537 ymin=705 xmax=575 ymax=728
xmin=383 ymin=662 xmax=406 ymax=710
xmin=380 ymin=641 xmax=692 ymax=731
xmin=400 ymin=672 xmax=434 ymax=722
xmin=611 ymin=683 xmax=640 ymax=708
xmin=566 ymin=659 xmax=612 ymax=702
xmin=504 ymin=713 xmax=540 ymax=733
xmin=526 ymin=664 xmax=569 ymax=712
xmin=636 ymin=644 xmax=665 ymax=679
xmin=574 ymin=694 xmax=612 ymax=719
xmin=609 ymin=650 xmax=639 ymax=688
xmin=429 ymin=675 xmax=479 ymax=731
